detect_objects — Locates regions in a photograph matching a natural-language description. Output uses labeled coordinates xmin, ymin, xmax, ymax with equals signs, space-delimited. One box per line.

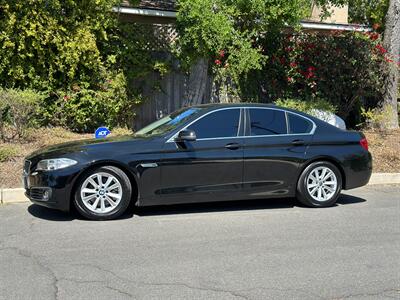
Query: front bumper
xmin=23 ymin=166 xmax=82 ymax=212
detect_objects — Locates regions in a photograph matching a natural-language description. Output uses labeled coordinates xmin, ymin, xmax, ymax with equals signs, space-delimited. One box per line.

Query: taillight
xmin=360 ymin=138 xmax=368 ymax=151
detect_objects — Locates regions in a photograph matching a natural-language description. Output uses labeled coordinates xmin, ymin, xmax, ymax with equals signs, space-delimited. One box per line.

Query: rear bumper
xmin=343 ymin=151 xmax=373 ymax=190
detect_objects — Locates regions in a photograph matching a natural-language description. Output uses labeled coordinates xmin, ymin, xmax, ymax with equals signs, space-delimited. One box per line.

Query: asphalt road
xmin=0 ymin=185 xmax=399 ymax=300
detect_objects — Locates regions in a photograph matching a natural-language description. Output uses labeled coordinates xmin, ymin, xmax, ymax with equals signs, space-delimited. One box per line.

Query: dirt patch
xmin=0 ymin=127 xmax=130 ymax=188
xmin=364 ymin=129 xmax=400 ymax=173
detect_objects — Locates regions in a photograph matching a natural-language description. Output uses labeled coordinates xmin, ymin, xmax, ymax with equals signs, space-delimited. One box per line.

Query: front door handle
xmin=292 ymin=139 xmax=305 ymax=146
xmin=225 ymin=143 xmax=240 ymax=150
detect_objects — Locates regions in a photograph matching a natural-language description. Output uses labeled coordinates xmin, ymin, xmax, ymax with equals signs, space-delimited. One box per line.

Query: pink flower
xmin=307 ymin=66 xmax=316 ymax=72
xmin=376 ymin=44 xmax=387 ymax=54
xmin=219 ymin=50 xmax=225 ymax=58
xmin=214 ymin=59 xmax=222 ymax=66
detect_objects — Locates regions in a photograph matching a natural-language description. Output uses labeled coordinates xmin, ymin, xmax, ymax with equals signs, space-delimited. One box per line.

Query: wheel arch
xmin=69 ymin=160 xmax=139 ymax=211
xmin=297 ymin=156 xmax=347 ymax=190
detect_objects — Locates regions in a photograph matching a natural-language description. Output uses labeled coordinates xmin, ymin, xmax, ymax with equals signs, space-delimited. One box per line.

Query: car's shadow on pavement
xmin=27 ymin=194 xmax=366 ymax=221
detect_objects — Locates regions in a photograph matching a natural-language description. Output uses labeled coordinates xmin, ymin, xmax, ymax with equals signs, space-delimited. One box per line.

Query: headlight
xmin=36 ymin=158 xmax=77 ymax=171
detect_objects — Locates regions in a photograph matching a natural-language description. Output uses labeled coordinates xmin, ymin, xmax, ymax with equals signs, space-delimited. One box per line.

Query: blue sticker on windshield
xmin=95 ymin=127 xmax=111 ymax=139
xmin=167 ymin=108 xmax=199 ymax=125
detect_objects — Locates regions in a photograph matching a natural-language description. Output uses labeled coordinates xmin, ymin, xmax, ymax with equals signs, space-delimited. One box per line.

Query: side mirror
xmin=175 ymin=129 xmax=196 ymax=142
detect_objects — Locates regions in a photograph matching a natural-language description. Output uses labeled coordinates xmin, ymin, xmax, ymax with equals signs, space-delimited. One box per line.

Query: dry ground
xmin=0 ymin=127 xmax=130 ymax=188
xmin=0 ymin=128 xmax=399 ymax=188
xmin=364 ymin=129 xmax=400 ymax=173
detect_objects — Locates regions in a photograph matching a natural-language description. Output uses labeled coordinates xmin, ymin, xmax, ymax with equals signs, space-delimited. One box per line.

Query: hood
xmin=26 ymin=135 xmax=145 ymax=160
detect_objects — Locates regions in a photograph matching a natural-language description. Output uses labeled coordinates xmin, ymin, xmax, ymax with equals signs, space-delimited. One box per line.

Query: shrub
xmin=240 ymin=30 xmax=388 ymax=126
xmin=111 ymin=127 xmax=134 ymax=136
xmin=360 ymin=106 xmax=396 ymax=129
xmin=0 ymin=89 xmax=43 ymax=141
xmin=40 ymin=73 xmax=138 ymax=132
xmin=0 ymin=145 xmax=18 ymax=162
xmin=274 ymin=98 xmax=337 ymax=115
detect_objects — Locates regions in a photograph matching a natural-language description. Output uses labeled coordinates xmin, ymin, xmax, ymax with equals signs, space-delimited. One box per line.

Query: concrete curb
xmin=368 ymin=173 xmax=400 ymax=185
xmin=1 ymin=188 xmax=28 ymax=204
xmin=0 ymin=173 xmax=399 ymax=204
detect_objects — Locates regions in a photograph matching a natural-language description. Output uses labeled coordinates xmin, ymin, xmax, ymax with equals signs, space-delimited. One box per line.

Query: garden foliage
xmin=176 ymin=0 xmax=389 ymax=126
xmin=240 ymin=30 xmax=389 ymax=126
xmin=0 ymin=0 xmax=167 ymax=132
xmin=0 ymin=89 xmax=43 ymax=141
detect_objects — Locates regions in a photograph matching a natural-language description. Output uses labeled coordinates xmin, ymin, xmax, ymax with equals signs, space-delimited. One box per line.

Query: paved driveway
xmin=0 ymin=185 xmax=399 ymax=299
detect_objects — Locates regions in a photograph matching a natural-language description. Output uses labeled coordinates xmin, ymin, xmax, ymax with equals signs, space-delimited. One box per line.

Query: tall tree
xmin=176 ymin=0 xmax=347 ymax=105
xmin=381 ymin=0 xmax=399 ymax=129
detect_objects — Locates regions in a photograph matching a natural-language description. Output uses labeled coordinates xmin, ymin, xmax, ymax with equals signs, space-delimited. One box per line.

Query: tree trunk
xmin=184 ymin=58 xmax=209 ymax=106
xmin=380 ymin=0 xmax=400 ymax=129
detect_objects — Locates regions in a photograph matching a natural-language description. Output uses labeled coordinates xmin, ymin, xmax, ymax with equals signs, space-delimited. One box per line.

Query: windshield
xmin=135 ymin=107 xmax=203 ymax=137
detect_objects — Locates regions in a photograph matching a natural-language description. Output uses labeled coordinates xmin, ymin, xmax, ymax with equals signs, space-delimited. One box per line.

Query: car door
xmin=156 ymin=108 xmax=245 ymax=205
xmin=243 ymin=108 xmax=315 ymax=198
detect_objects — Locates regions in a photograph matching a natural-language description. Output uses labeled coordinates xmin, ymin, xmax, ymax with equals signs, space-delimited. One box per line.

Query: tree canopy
xmin=176 ymin=0 xmax=348 ymax=82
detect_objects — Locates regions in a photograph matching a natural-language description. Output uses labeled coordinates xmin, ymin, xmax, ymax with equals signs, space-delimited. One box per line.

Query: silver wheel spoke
xmin=82 ymin=194 xmax=96 ymax=202
xmin=320 ymin=169 xmax=327 ymax=180
xmin=105 ymin=196 xmax=117 ymax=207
xmin=82 ymin=188 xmax=96 ymax=194
xmin=107 ymin=192 xmax=121 ymax=200
xmin=321 ymin=188 xmax=327 ymax=199
xmin=310 ymin=186 xmax=318 ymax=196
xmin=309 ymin=173 xmax=318 ymax=182
xmin=97 ymin=174 xmax=103 ymax=186
xmin=324 ymin=181 xmax=336 ymax=185
xmin=324 ymin=186 xmax=335 ymax=193
xmin=88 ymin=178 xmax=98 ymax=188
xmin=104 ymin=177 xmax=113 ymax=188
xmin=91 ymin=197 xmax=100 ymax=209
xmin=100 ymin=198 xmax=106 ymax=211
xmin=107 ymin=183 xmax=119 ymax=191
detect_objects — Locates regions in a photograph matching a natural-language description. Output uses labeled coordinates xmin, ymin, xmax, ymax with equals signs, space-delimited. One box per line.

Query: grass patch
xmin=0 ymin=145 xmax=19 ymax=162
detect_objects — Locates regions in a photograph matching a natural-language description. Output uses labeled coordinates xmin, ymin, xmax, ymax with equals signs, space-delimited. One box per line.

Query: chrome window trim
xmin=166 ymin=107 xmax=242 ymax=143
xmin=166 ymin=106 xmax=316 ymax=143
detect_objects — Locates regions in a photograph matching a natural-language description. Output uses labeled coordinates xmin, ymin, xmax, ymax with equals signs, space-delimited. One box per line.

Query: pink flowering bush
xmin=240 ymin=29 xmax=392 ymax=126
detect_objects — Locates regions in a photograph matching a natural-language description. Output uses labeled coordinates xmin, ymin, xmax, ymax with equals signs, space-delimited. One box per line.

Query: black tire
xmin=74 ymin=166 xmax=132 ymax=220
xmin=296 ymin=161 xmax=342 ymax=208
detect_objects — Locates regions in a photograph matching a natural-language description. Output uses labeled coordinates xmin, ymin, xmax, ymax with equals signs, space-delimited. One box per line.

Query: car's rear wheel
xmin=296 ymin=161 xmax=342 ymax=207
xmin=74 ymin=166 xmax=132 ymax=220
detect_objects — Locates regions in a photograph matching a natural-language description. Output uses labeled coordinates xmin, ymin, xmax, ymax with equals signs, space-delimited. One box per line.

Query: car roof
xmin=192 ymin=103 xmax=310 ymax=118
xmin=192 ymin=103 xmax=276 ymax=109
xmin=190 ymin=103 xmax=343 ymax=133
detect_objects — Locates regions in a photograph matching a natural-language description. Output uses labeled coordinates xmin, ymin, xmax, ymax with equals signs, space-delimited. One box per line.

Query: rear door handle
xmin=292 ymin=139 xmax=305 ymax=146
xmin=225 ymin=143 xmax=240 ymax=150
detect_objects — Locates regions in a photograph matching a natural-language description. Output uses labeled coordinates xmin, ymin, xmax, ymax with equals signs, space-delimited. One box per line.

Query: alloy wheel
xmin=306 ymin=166 xmax=338 ymax=202
xmin=80 ymin=172 xmax=123 ymax=214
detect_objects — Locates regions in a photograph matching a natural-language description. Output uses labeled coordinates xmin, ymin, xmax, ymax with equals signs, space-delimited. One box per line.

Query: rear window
xmin=249 ymin=109 xmax=287 ymax=135
xmin=287 ymin=113 xmax=313 ymax=134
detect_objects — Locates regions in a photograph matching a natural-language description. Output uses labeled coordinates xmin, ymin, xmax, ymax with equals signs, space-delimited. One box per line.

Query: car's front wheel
xmin=296 ymin=161 xmax=342 ymax=207
xmin=74 ymin=166 xmax=132 ymax=220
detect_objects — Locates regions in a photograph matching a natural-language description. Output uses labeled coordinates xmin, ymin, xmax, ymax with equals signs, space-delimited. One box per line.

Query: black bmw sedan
xmin=24 ymin=104 xmax=372 ymax=220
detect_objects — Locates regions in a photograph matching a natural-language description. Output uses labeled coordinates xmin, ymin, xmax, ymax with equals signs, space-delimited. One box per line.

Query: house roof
xmin=121 ymin=0 xmax=176 ymax=12
xmin=116 ymin=1 xmax=371 ymax=32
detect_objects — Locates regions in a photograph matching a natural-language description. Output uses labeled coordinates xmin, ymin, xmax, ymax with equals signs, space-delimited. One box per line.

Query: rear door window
xmin=248 ymin=109 xmax=287 ymax=136
xmin=287 ymin=113 xmax=313 ymax=134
